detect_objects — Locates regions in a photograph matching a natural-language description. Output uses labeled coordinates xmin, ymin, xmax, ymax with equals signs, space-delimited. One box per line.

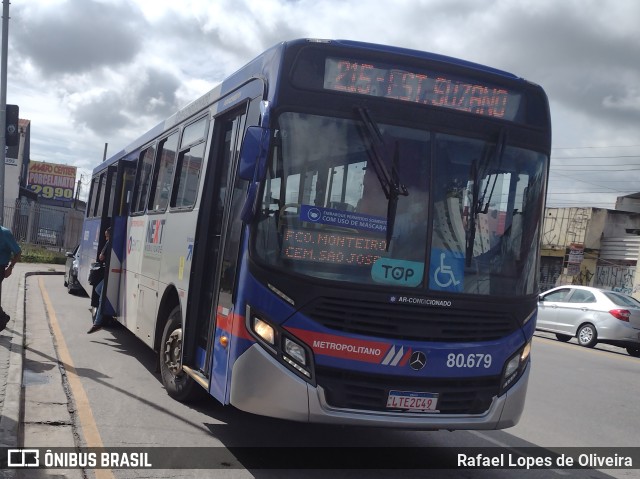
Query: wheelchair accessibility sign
xmin=429 ymin=249 xmax=464 ymax=292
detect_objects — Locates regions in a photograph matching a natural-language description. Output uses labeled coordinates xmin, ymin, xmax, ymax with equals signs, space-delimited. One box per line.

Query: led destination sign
xmin=324 ymin=57 xmax=521 ymax=120
xmin=282 ymin=228 xmax=387 ymax=266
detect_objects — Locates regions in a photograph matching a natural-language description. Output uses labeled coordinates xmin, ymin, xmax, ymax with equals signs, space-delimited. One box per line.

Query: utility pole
xmin=74 ymin=176 xmax=81 ymax=209
xmin=0 ymin=0 xmax=10 ymax=226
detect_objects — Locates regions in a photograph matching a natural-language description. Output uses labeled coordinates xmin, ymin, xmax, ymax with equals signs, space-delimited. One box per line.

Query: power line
xmin=551 ymin=155 xmax=640 ymax=160
xmin=549 ymin=171 xmax=636 ymax=193
xmin=551 ymin=168 xmax=640 ymax=172
xmin=552 ymin=145 xmax=640 ymax=150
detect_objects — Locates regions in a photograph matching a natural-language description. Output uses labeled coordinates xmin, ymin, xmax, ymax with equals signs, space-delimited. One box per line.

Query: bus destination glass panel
xmin=323 ymin=57 xmax=522 ymax=120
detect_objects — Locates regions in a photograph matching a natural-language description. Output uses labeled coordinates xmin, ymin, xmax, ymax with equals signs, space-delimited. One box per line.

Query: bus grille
xmin=316 ymin=367 xmax=499 ymax=414
xmin=300 ymin=297 xmax=517 ymax=342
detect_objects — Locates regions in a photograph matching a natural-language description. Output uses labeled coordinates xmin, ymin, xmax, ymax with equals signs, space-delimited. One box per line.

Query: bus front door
xmin=186 ymin=103 xmax=253 ymax=403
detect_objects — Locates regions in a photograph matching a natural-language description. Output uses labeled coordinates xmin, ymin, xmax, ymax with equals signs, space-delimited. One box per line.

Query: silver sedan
xmin=537 ymin=285 xmax=640 ymax=357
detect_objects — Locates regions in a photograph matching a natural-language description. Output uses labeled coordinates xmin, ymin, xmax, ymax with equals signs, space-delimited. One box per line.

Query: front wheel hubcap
xmin=163 ymin=328 xmax=183 ymax=374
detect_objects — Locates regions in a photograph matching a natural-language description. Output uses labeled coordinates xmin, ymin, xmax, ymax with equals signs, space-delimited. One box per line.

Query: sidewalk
xmin=0 ymin=263 xmax=65 ymax=477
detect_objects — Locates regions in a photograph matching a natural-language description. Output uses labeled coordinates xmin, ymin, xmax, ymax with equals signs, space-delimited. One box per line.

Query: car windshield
xmin=253 ymin=112 xmax=547 ymax=296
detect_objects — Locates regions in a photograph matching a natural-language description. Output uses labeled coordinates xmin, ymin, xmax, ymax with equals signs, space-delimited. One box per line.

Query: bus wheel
xmin=160 ymin=306 xmax=200 ymax=402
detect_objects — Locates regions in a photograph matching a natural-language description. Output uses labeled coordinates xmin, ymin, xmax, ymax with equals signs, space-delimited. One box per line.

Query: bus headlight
xmin=500 ymin=340 xmax=531 ymax=394
xmin=252 ymin=317 xmax=275 ymax=345
xmin=246 ymin=309 xmax=315 ymax=383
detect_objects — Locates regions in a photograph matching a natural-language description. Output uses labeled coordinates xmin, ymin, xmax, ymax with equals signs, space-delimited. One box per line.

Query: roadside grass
xmin=19 ymin=243 xmax=67 ymax=265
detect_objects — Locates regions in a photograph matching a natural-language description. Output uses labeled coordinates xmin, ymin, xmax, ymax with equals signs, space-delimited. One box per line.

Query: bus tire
xmin=159 ymin=306 xmax=202 ymax=402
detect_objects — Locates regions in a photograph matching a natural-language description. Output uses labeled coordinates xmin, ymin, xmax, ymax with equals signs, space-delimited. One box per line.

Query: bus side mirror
xmin=239 ymin=126 xmax=270 ymax=223
xmin=239 ymin=126 xmax=267 ymax=181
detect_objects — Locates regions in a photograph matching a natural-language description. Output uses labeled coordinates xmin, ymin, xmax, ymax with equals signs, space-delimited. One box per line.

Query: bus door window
xmin=131 ymin=146 xmax=156 ymax=214
xmin=93 ymin=173 xmax=107 ymax=219
xmin=87 ymin=176 xmax=101 ymax=218
xmin=148 ymin=133 xmax=179 ymax=212
xmin=106 ymin=165 xmax=118 ymax=220
xmin=117 ymin=163 xmax=136 ymax=216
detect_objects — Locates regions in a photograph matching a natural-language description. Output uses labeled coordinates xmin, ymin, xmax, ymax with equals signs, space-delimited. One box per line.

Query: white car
xmin=64 ymin=244 xmax=85 ymax=295
xmin=537 ymin=285 xmax=640 ymax=357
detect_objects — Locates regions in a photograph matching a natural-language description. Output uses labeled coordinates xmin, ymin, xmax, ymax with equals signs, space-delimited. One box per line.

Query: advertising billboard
xmin=27 ymin=161 xmax=77 ymax=204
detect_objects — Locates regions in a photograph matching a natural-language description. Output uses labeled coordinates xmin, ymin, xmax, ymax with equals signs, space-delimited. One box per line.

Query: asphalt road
xmin=26 ymin=275 xmax=640 ymax=478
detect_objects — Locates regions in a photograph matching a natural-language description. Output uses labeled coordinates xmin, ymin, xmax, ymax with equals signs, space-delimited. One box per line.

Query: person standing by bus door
xmin=0 ymin=226 xmax=22 ymax=332
xmin=88 ymin=227 xmax=111 ymax=334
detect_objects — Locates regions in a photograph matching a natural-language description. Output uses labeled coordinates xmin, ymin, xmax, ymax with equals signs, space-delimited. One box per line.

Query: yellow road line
xmin=39 ymin=277 xmax=115 ymax=479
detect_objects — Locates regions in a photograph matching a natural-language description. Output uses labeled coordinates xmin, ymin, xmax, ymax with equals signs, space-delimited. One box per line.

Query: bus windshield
xmin=254 ymin=111 xmax=547 ymax=296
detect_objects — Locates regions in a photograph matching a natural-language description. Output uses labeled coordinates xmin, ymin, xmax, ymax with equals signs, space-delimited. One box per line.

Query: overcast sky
xmin=6 ymin=0 xmax=640 ymax=207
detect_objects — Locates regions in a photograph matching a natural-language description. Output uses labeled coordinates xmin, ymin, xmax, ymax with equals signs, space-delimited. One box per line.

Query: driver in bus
xmin=356 ymin=165 xmax=388 ymax=218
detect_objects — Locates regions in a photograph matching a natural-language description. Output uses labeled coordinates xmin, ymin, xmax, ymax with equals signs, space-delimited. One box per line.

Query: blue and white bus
xmin=79 ymin=39 xmax=550 ymax=429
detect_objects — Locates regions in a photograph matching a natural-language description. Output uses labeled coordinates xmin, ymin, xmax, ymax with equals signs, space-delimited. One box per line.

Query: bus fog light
xmin=253 ymin=317 xmax=275 ymax=345
xmin=284 ymin=338 xmax=306 ymax=366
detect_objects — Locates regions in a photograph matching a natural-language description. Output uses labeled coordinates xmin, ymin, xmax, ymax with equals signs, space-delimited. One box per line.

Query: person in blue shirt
xmin=0 ymin=226 xmax=22 ymax=332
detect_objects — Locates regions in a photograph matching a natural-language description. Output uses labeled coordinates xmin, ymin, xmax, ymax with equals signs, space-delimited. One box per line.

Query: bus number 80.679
xmin=446 ymin=353 xmax=492 ymax=369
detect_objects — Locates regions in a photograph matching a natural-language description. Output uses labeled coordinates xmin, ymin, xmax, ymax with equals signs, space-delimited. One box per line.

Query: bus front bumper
xmin=230 ymin=344 xmax=529 ymax=430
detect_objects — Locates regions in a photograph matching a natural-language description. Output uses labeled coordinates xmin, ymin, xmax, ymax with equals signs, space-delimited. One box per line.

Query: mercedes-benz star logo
xmin=410 ymin=351 xmax=426 ymax=371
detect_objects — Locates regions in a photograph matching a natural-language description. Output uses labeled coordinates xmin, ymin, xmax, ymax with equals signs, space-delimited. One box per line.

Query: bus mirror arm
xmin=241 ymin=181 xmax=261 ymax=223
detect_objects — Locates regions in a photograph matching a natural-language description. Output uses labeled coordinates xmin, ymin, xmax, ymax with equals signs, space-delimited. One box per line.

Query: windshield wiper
xmin=355 ymin=107 xmax=409 ymax=250
xmin=465 ymin=129 xmax=507 ymax=267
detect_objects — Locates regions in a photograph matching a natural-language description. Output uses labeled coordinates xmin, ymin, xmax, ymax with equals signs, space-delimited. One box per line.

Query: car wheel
xmin=577 ymin=323 xmax=597 ymax=348
xmin=159 ymin=306 xmax=203 ymax=402
xmin=626 ymin=347 xmax=640 ymax=358
xmin=555 ymin=333 xmax=572 ymax=342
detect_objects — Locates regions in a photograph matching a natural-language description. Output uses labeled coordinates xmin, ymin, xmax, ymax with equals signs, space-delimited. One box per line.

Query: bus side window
xmin=172 ymin=144 xmax=205 ymax=208
xmin=172 ymin=116 xmax=208 ymax=209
